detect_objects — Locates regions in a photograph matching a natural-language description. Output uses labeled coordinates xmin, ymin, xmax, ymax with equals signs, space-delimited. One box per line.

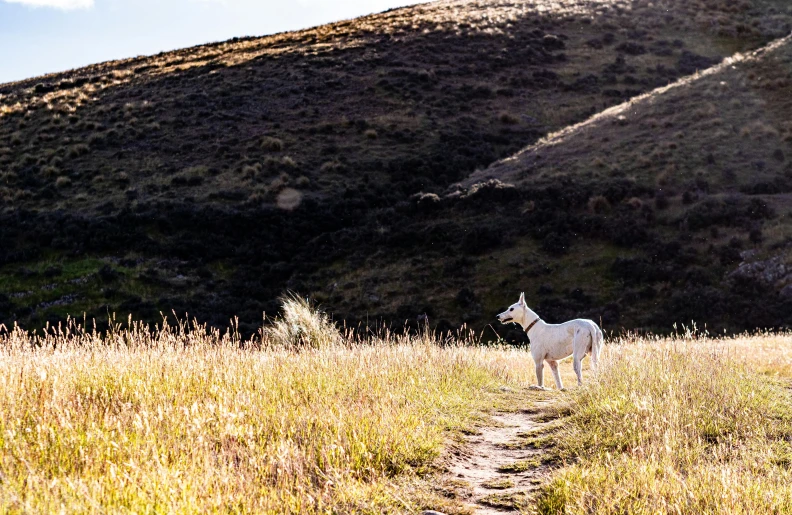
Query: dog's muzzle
xmin=499 ymin=316 xmax=513 ymax=324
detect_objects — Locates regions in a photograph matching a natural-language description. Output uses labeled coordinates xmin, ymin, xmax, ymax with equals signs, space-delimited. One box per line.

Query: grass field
xmin=0 ymin=299 xmax=536 ymax=514
xmin=0 ymin=300 xmax=790 ymax=514
xmin=537 ymin=331 xmax=792 ymax=515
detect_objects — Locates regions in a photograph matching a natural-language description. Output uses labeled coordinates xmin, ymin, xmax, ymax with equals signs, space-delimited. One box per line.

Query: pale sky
xmin=0 ymin=0 xmax=426 ymax=84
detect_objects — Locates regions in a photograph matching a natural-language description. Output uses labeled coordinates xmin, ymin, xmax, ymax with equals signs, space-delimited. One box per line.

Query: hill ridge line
xmin=464 ymin=31 xmax=792 ymax=187
xmin=0 ymin=2 xmax=435 ymax=90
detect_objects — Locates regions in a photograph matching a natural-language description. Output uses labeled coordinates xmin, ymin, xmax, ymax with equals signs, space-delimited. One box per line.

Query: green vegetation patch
xmin=0 ymin=255 xmax=171 ymax=331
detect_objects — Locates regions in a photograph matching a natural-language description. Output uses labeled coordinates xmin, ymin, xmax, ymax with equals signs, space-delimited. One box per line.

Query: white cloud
xmin=3 ymin=0 xmax=93 ymax=9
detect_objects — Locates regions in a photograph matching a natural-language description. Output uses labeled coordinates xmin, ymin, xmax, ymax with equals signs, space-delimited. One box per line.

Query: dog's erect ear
xmin=519 ymin=292 xmax=525 ymax=305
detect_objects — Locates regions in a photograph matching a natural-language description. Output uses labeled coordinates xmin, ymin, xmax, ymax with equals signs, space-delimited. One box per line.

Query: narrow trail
xmin=443 ymin=400 xmax=556 ymax=514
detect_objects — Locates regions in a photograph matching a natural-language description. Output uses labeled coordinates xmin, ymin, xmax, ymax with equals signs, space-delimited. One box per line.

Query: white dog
xmin=497 ymin=292 xmax=602 ymax=390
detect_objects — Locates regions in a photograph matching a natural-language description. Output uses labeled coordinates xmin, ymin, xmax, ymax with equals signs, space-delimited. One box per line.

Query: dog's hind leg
xmin=547 ymin=360 xmax=564 ymax=390
xmin=572 ymin=355 xmax=583 ymax=385
xmin=590 ymin=330 xmax=600 ymax=372
xmin=572 ymin=329 xmax=585 ymax=385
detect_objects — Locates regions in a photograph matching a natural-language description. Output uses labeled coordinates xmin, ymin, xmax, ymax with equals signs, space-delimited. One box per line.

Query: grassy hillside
xmin=368 ymin=32 xmax=792 ymax=336
xmin=1 ymin=0 xmax=792 ymax=333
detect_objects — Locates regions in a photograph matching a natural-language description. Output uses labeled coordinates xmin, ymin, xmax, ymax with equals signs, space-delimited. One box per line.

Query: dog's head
xmin=497 ymin=292 xmax=529 ymax=325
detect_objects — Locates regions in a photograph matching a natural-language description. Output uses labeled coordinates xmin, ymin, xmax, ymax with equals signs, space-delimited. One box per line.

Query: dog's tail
xmin=590 ymin=323 xmax=603 ymax=372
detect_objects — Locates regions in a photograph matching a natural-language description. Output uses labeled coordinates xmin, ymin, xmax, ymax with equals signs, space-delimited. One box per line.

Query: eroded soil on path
xmin=438 ymin=391 xmax=559 ymax=514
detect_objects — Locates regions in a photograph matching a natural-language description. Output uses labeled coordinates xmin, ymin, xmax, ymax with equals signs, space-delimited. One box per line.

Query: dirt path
xmin=442 ymin=400 xmax=555 ymax=514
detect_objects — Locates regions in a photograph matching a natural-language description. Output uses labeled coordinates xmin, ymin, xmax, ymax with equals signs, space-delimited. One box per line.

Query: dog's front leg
xmin=528 ymin=360 xmax=545 ymax=390
xmin=547 ymin=360 xmax=564 ymax=390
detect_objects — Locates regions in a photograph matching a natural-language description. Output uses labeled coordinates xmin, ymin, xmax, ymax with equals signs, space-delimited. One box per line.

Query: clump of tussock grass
xmin=536 ymin=334 xmax=792 ymax=514
xmin=263 ymin=294 xmax=344 ymax=349
xmin=0 ymin=309 xmax=536 ymax=513
xmin=66 ymin=143 xmax=89 ymax=158
xmin=261 ymin=136 xmax=284 ymax=152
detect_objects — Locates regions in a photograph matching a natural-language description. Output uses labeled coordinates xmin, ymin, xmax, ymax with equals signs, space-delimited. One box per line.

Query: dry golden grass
xmin=1 ymin=301 xmax=791 ymax=514
xmin=0 ymin=302 xmax=535 ymax=514
xmin=536 ymin=330 xmax=792 ymax=515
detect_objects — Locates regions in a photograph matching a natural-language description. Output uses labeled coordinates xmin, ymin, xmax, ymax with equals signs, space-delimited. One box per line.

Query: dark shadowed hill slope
xmin=1 ymin=0 xmax=791 ymax=334
xmin=317 ymin=34 xmax=792 ymax=339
